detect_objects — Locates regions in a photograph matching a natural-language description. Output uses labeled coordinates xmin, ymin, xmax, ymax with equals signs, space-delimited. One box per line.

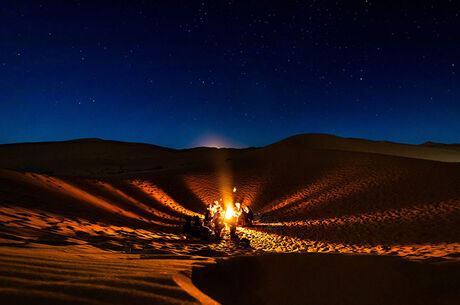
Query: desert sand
xmin=0 ymin=134 xmax=459 ymax=304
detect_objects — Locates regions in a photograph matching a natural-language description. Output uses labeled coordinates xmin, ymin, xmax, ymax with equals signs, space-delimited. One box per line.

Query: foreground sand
xmin=193 ymin=253 xmax=460 ymax=305
xmin=0 ymin=245 xmax=207 ymax=305
xmin=1 ymin=134 xmax=459 ymax=304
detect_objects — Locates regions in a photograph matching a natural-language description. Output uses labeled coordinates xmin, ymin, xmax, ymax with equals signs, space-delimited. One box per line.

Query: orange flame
xmin=224 ymin=205 xmax=235 ymax=220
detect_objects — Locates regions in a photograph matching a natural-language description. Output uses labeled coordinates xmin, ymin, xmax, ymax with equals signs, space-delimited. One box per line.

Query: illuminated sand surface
xmin=1 ymin=134 xmax=459 ymax=304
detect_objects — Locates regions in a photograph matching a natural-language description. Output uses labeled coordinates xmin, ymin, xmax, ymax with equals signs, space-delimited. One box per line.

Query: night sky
xmin=1 ymin=1 xmax=459 ymax=148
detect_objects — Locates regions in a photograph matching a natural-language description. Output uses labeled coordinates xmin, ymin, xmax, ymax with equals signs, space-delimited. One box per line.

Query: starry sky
xmin=1 ymin=1 xmax=459 ymax=148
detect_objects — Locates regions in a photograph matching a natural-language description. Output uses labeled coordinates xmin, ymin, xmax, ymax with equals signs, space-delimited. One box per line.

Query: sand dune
xmin=193 ymin=253 xmax=460 ymax=305
xmin=1 ymin=135 xmax=459 ymax=304
xmin=268 ymin=133 xmax=460 ymax=162
xmin=1 ymin=133 xmax=459 ymax=176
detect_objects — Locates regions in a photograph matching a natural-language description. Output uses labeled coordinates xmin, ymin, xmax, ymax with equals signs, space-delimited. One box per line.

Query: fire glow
xmin=223 ymin=188 xmax=239 ymax=221
xmin=224 ymin=205 xmax=235 ymax=220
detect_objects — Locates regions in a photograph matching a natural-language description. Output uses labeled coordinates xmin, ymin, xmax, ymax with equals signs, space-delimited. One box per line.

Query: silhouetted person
xmin=213 ymin=210 xmax=225 ymax=238
xmin=183 ymin=216 xmax=193 ymax=236
xmin=193 ymin=216 xmax=212 ymax=238
xmin=238 ymin=209 xmax=248 ymax=226
xmin=229 ymin=223 xmax=237 ymax=238
xmin=204 ymin=204 xmax=212 ymax=225
xmin=193 ymin=216 xmax=202 ymax=227
xmin=184 ymin=215 xmax=211 ymax=240
xmin=241 ymin=205 xmax=254 ymax=226
xmin=248 ymin=208 xmax=254 ymax=222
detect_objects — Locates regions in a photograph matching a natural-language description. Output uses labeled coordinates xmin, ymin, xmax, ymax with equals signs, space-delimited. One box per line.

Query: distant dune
xmin=0 ymin=134 xmax=459 ymax=304
xmin=1 ymin=134 xmax=458 ymax=176
xmin=268 ymin=133 xmax=460 ymax=162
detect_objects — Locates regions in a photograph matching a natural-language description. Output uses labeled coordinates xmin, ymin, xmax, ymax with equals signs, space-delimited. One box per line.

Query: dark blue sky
xmin=1 ymin=1 xmax=459 ymax=148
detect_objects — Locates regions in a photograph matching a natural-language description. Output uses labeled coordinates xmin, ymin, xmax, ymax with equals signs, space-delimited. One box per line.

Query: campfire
xmin=224 ymin=205 xmax=235 ymax=220
xmin=224 ymin=187 xmax=240 ymax=222
xmin=201 ymin=186 xmax=254 ymax=239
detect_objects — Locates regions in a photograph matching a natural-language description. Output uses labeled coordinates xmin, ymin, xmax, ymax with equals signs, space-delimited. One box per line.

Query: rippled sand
xmin=1 ymin=135 xmax=459 ymax=304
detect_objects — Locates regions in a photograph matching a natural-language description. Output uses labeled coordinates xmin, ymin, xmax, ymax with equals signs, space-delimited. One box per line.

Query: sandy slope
xmin=0 ymin=134 xmax=459 ymax=304
xmin=269 ymin=134 xmax=460 ymax=162
xmin=193 ymin=253 xmax=460 ymax=305
xmin=0 ymin=245 xmax=211 ymax=305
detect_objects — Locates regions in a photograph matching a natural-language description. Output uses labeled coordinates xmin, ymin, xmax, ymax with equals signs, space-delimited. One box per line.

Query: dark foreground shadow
xmin=192 ymin=253 xmax=460 ymax=305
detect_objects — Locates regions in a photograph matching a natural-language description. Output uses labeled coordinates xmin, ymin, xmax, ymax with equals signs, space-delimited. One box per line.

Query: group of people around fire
xmin=182 ymin=198 xmax=254 ymax=240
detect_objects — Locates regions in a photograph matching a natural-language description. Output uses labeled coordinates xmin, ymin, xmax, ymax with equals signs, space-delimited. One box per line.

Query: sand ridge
xmin=1 ymin=135 xmax=460 ymax=304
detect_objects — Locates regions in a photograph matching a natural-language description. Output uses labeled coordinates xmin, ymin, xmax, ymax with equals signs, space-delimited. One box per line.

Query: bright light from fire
xmin=233 ymin=187 xmax=237 ymax=193
xmin=224 ymin=206 xmax=234 ymax=220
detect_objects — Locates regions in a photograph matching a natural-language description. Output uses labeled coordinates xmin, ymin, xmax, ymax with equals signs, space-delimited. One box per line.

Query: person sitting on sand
xmin=234 ymin=202 xmax=241 ymax=213
xmin=183 ymin=216 xmax=194 ymax=237
xmin=239 ymin=205 xmax=254 ymax=226
xmin=227 ymin=204 xmax=239 ymax=238
xmin=183 ymin=216 xmax=211 ymax=239
xmin=245 ymin=205 xmax=254 ymax=225
xmin=238 ymin=208 xmax=248 ymax=226
xmin=193 ymin=216 xmax=212 ymax=238
xmin=204 ymin=203 xmax=212 ymax=226
xmin=212 ymin=210 xmax=225 ymax=238
xmin=218 ymin=199 xmax=224 ymax=210
xmin=234 ymin=202 xmax=242 ymax=220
